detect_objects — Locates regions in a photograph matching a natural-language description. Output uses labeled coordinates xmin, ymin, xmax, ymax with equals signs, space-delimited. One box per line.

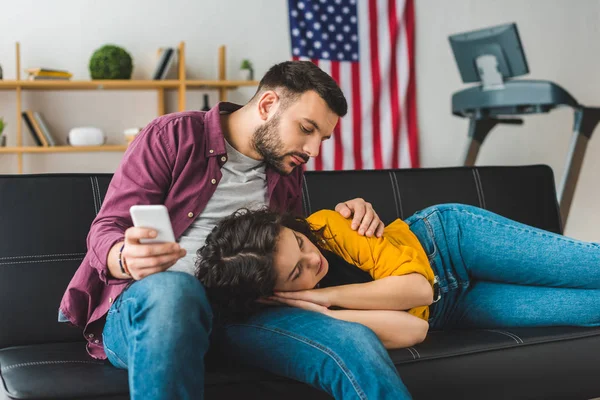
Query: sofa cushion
xmin=3 ymin=326 xmax=600 ymax=400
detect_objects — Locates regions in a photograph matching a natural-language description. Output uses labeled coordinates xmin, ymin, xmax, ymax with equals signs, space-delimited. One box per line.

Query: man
xmin=59 ymin=61 xmax=411 ymax=399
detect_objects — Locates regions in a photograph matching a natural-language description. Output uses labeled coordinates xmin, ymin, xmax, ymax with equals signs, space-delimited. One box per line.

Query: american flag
xmin=288 ymin=0 xmax=419 ymax=170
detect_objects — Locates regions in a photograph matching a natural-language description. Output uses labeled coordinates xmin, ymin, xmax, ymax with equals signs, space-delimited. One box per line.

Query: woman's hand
xmin=268 ymin=296 xmax=331 ymax=316
xmin=273 ymin=288 xmax=332 ymax=308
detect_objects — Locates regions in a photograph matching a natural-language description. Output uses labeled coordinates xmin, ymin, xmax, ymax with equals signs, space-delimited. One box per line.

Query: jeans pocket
xmin=409 ymin=216 xmax=438 ymax=260
xmin=103 ymin=343 xmax=128 ymax=369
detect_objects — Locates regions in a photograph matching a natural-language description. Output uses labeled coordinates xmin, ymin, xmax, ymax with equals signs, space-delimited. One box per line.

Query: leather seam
xmin=484 ymin=329 xmax=522 ymax=344
xmin=471 ymin=169 xmax=484 ymax=209
xmin=1 ymin=360 xmax=106 ymax=372
xmin=408 ymin=346 xmax=421 ymax=359
xmin=90 ymin=177 xmax=99 ymax=215
xmin=0 ymin=257 xmax=84 ymax=266
xmin=94 ymin=176 xmax=102 ymax=211
xmin=302 ymin=177 xmax=313 ymax=216
xmin=388 ymin=172 xmax=402 ymax=220
xmin=0 ymin=252 xmax=86 ymax=260
xmin=392 ymin=172 xmax=405 ymax=220
xmin=474 ymin=168 xmax=487 ymax=209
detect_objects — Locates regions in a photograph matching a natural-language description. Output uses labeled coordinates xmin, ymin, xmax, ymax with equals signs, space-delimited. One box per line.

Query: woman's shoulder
xmin=307 ymin=209 xmax=352 ymax=230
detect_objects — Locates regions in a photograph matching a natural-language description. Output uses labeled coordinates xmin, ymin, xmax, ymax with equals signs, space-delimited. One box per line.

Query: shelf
xmin=0 ymin=80 xmax=260 ymax=91
xmin=1 ymin=80 xmax=179 ymax=91
xmin=1 ymin=41 xmax=259 ymax=173
xmin=0 ymin=145 xmax=128 ymax=154
xmin=0 ymin=81 xmax=19 ymax=90
xmin=185 ymin=80 xmax=260 ymax=88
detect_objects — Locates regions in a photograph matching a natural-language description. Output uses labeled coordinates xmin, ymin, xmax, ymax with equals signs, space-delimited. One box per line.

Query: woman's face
xmin=272 ymin=227 xmax=329 ymax=292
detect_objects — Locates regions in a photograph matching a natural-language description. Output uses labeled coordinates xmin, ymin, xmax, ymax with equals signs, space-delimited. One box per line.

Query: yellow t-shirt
xmin=307 ymin=210 xmax=434 ymax=321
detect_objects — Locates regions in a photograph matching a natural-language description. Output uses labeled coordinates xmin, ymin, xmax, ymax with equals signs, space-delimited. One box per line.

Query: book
xmin=33 ymin=112 xmax=57 ymax=146
xmin=25 ymin=111 xmax=49 ymax=147
xmin=27 ymin=75 xmax=71 ymax=81
xmin=21 ymin=112 xmax=44 ymax=147
xmin=153 ymin=48 xmax=175 ymax=80
xmin=161 ymin=50 xmax=176 ymax=79
xmin=25 ymin=68 xmax=73 ymax=78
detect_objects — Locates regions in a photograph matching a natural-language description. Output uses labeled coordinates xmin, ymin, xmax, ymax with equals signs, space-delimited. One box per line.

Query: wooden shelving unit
xmin=0 ymin=41 xmax=259 ymax=173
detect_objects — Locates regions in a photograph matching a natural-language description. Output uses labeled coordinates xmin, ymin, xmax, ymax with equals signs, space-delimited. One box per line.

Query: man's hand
xmin=335 ymin=198 xmax=384 ymax=238
xmin=120 ymin=227 xmax=186 ymax=280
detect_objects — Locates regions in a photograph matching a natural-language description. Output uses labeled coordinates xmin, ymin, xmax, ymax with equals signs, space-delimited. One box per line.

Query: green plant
xmin=89 ymin=45 xmax=133 ymax=79
xmin=240 ymin=59 xmax=253 ymax=70
xmin=0 ymin=117 xmax=6 ymax=135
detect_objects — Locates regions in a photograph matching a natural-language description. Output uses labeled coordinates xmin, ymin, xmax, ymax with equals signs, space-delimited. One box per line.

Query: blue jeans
xmin=103 ymin=271 xmax=410 ymax=400
xmin=405 ymin=204 xmax=600 ymax=330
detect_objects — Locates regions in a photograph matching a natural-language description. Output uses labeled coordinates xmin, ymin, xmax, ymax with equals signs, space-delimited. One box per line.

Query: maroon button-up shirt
xmin=59 ymin=102 xmax=303 ymax=359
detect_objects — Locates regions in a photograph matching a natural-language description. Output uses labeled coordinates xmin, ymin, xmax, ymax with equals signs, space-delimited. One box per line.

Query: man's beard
xmin=251 ymin=115 xmax=308 ymax=175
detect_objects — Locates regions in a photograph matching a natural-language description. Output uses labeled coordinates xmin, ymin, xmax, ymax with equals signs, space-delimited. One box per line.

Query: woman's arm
xmin=324 ymin=273 xmax=433 ymax=310
xmin=327 ymin=309 xmax=429 ymax=349
xmin=275 ymin=273 xmax=433 ymax=311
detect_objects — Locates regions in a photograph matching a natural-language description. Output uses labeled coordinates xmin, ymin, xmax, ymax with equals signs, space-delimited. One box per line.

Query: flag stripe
xmin=339 ymin=63 xmax=355 ymax=170
xmin=351 ymin=62 xmax=363 ymax=170
xmin=358 ymin=1 xmax=374 ymax=170
xmin=388 ymin=0 xmax=401 ymax=169
xmin=330 ymin=62 xmax=344 ymax=170
xmin=405 ymin=0 xmax=419 ymax=167
xmin=368 ymin=0 xmax=383 ymax=169
xmin=312 ymin=58 xmax=325 ymax=171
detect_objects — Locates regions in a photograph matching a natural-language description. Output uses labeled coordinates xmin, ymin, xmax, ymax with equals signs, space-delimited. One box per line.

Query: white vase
xmin=239 ymin=69 xmax=252 ymax=81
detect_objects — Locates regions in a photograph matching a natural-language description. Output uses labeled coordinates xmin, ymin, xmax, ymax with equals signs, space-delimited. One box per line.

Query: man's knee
xmin=130 ymin=271 xmax=213 ymax=328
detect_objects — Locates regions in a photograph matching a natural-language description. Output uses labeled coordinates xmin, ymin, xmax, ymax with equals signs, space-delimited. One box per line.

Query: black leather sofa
xmin=1 ymin=165 xmax=599 ymax=400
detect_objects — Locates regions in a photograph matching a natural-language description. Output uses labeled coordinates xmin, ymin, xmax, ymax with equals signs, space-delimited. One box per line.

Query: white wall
xmin=0 ymin=0 xmax=598 ymax=240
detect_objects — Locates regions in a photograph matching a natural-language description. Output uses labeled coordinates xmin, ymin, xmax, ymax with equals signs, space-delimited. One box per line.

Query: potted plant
xmin=0 ymin=117 xmax=6 ymax=147
xmin=240 ymin=59 xmax=254 ymax=81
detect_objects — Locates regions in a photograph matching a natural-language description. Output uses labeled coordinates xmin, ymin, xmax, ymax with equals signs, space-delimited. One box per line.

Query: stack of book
xmin=21 ymin=111 xmax=57 ymax=146
xmin=25 ymin=68 xmax=73 ymax=81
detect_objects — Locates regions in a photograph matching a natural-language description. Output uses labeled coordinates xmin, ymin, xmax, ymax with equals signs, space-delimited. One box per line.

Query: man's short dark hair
xmin=195 ymin=208 xmax=325 ymax=320
xmin=254 ymin=61 xmax=348 ymax=117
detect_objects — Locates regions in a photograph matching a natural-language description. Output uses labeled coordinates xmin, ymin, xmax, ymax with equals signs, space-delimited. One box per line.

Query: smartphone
xmin=129 ymin=205 xmax=176 ymax=244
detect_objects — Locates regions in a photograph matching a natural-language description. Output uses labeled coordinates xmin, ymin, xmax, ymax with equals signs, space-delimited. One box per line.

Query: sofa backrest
xmin=0 ymin=165 xmax=561 ymax=349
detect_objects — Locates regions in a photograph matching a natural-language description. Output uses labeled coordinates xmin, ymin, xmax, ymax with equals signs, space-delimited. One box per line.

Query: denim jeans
xmin=405 ymin=204 xmax=600 ymax=330
xmin=103 ymin=271 xmax=410 ymax=400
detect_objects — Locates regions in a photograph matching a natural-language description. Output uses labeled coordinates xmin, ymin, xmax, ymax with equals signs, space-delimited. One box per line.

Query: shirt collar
xmin=204 ymin=101 xmax=243 ymax=158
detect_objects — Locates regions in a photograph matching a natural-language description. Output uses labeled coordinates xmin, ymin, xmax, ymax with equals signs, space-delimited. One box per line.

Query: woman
xmin=195 ymin=203 xmax=600 ymax=349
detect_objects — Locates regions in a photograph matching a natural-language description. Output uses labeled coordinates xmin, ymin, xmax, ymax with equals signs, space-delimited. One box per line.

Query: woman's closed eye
xmin=292 ymin=234 xmax=304 ymax=280
xmin=293 ymin=265 xmax=303 ymax=281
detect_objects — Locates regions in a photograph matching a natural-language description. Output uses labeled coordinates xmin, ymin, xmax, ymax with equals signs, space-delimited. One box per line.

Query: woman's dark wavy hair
xmin=195 ymin=208 xmax=325 ymax=319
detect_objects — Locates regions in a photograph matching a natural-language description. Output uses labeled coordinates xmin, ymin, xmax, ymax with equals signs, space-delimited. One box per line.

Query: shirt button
xmin=209 ymin=149 xmax=214 ymax=154
xmin=221 ymin=156 xmax=227 ymax=162
xmin=88 ymin=333 xmax=95 ymax=338
xmin=94 ymin=339 xmax=100 ymax=344
xmin=109 ymin=297 xmax=113 ymax=303
xmin=211 ymin=179 xmax=216 ymax=184
xmin=188 ymin=212 xmax=194 ymax=218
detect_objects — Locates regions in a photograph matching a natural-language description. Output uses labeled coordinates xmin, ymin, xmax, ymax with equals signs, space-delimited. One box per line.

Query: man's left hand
xmin=335 ymin=198 xmax=384 ymax=238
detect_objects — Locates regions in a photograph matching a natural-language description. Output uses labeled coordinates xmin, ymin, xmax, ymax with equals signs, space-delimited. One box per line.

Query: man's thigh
xmin=212 ymin=307 xmax=402 ymax=399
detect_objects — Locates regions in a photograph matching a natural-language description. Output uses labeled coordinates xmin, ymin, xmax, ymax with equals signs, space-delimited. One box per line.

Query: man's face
xmin=252 ymin=91 xmax=339 ymax=175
